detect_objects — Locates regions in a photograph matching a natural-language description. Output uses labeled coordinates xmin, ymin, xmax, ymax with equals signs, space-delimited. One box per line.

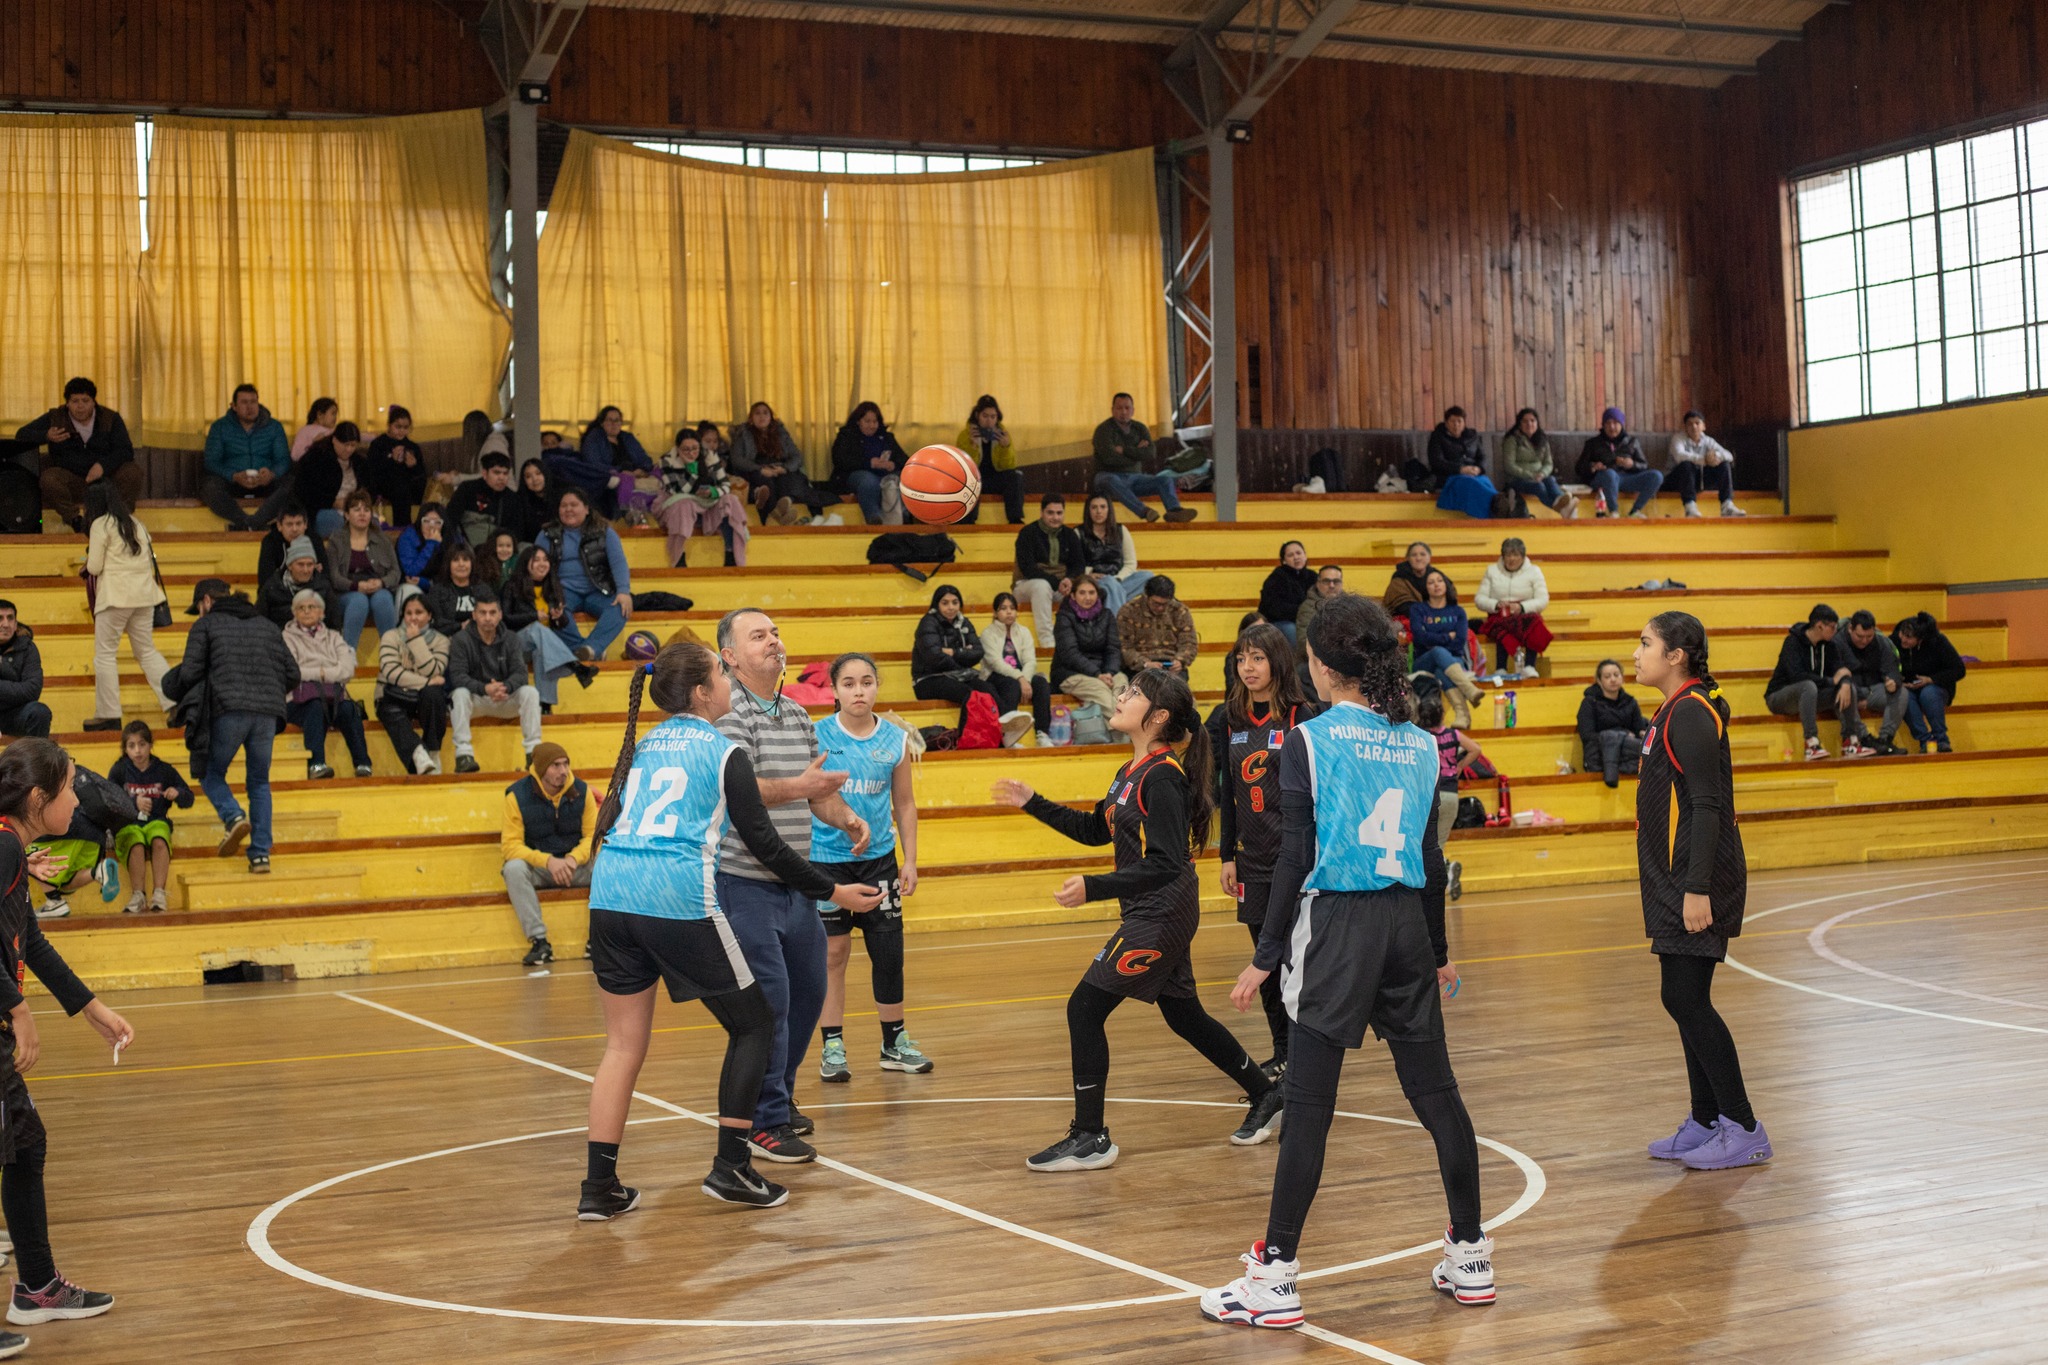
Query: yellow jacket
xmin=501 ymin=769 xmax=597 ymax=869
xmin=954 ymin=424 xmax=1017 ymax=472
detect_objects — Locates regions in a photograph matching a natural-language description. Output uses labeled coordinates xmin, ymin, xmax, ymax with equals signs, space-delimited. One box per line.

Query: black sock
xmin=717 ymin=1126 xmax=750 ymax=1166
xmin=1451 ymin=1220 xmax=1485 ymax=1245
xmin=586 ymin=1140 xmax=619 ymax=1183
xmin=1074 ymin=1075 xmax=1107 ymax=1133
xmin=1733 ymin=1117 xmax=1758 ymax=1134
xmin=821 ymin=1025 xmax=843 ymax=1044
xmin=881 ymin=1019 xmax=904 ymax=1048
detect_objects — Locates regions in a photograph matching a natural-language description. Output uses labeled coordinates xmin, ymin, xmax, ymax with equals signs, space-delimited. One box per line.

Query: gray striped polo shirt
xmin=716 ymin=685 xmax=821 ymax=881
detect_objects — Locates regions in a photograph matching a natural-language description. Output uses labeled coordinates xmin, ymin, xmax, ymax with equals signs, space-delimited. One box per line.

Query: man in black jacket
xmin=13 ymin=377 xmax=142 ymax=530
xmin=450 ymin=451 xmax=520 ymax=549
xmin=0 ymin=603 xmax=50 ymax=738
xmin=1575 ymin=407 xmax=1662 ymax=518
xmin=258 ymin=539 xmax=342 ymax=629
xmin=1010 ymin=493 xmax=1087 ymax=646
xmin=1764 ymin=604 xmax=1853 ymax=761
xmin=1839 ymin=609 xmax=1908 ymax=756
xmin=1405 ymin=406 xmax=1484 ymax=494
xmin=183 ymin=578 xmax=299 ymax=872
xmin=447 ymin=599 xmax=541 ymax=774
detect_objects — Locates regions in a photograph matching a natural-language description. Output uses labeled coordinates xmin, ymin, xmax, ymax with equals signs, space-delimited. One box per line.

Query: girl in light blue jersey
xmin=813 ymin=653 xmax=933 ymax=1080
xmin=578 ymin=641 xmax=880 ymax=1220
xmin=1202 ymin=594 xmax=1493 ymax=1333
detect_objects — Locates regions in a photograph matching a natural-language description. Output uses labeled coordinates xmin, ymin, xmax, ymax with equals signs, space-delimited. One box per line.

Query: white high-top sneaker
xmin=1200 ymin=1241 xmax=1304 ymax=1329
xmin=1431 ymin=1228 xmax=1496 ymax=1305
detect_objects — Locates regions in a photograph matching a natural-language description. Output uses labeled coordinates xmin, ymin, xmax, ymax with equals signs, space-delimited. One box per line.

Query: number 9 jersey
xmin=1295 ymin=701 xmax=1439 ymax=893
xmin=590 ymin=714 xmax=739 ymax=921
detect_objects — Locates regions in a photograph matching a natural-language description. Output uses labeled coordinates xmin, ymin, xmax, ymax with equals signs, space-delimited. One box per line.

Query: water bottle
xmin=1503 ymin=689 xmax=1517 ymax=729
xmin=1594 ymin=488 xmax=1610 ymax=517
xmin=1492 ymin=694 xmax=1507 ymax=728
xmin=1049 ymin=705 xmax=1072 ymax=747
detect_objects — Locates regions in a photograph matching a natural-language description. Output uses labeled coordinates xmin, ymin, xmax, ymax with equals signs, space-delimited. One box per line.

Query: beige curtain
xmin=538 ymin=133 xmax=1166 ymax=470
xmin=0 ymin=115 xmax=141 ymax=435
xmin=138 ymin=110 xmax=506 ymax=447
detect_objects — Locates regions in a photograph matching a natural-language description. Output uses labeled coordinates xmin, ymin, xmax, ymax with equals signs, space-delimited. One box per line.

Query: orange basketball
xmin=901 ymin=443 xmax=982 ymax=525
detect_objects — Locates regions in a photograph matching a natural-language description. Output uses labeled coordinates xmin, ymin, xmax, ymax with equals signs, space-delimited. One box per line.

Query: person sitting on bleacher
xmin=1257 ymin=540 xmax=1316 ymax=646
xmin=559 ymin=406 xmax=655 ymax=523
xmin=1296 ymin=565 xmax=1345 ymax=690
xmin=259 ymin=537 xmax=341 ymax=629
xmin=538 ymin=486 xmax=634 ymax=661
xmin=1117 ymin=575 xmax=1197 ymax=678
xmin=424 ymin=543 xmax=498 ymax=637
xmin=1406 ymin=405 xmax=1484 ymax=495
xmin=1091 ymin=391 xmax=1197 ymax=523
xmin=510 ymin=457 xmax=558 ymax=545
xmin=499 ymin=544 xmax=594 ymax=711
xmin=1406 ymin=569 xmax=1482 ymax=728
xmin=501 ymin=740 xmax=594 ymax=968
xmin=1383 ymin=541 xmax=1443 ymax=615
xmin=1668 ymin=411 xmax=1746 ymax=518
xmin=1765 ymin=603 xmax=1852 ymax=762
xmin=201 ymin=384 xmax=292 ymax=532
xmin=1076 ymin=494 xmax=1153 ymax=612
xmin=981 ymin=591 xmax=1053 ymax=743
xmin=291 ymin=397 xmax=338 ymax=462
xmin=1577 ymin=658 xmax=1650 ymax=787
xmin=365 ymin=405 xmax=429 ymax=529
xmin=1839 ymin=609 xmax=1908 ymax=757
xmin=0 ymin=601 xmax=51 ymax=739
xmin=1892 ymin=612 xmax=1965 ymax=754
xmin=281 ymin=588 xmax=375 ymax=780
xmin=14 ymin=376 xmax=142 ymax=531
xmin=256 ymin=503 xmax=314 ymax=587
xmin=1012 ymin=493 xmax=1088 ymax=646
xmin=292 ymin=421 xmax=363 ymax=540
xmin=1474 ymin=538 xmax=1550 ymax=679
xmin=728 ymin=404 xmax=827 ymax=526
xmin=447 ymin=598 xmax=542 ymax=775
xmin=325 ymin=489 xmax=402 ymax=651
xmin=451 ymin=450 xmax=520 ymax=549
xmin=1576 ymin=407 xmax=1662 ymax=519
xmin=395 ymin=502 xmax=446 ymax=587
xmin=1501 ymin=407 xmax=1576 ymax=519
xmin=376 ymin=588 xmax=451 ymax=776
xmin=1051 ymin=576 xmax=1125 ymax=716
xmin=832 ymin=401 xmax=910 ymax=526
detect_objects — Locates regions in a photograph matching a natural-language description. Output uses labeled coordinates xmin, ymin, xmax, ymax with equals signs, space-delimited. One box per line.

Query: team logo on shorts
xmin=1115 ymin=948 xmax=1162 ymax=975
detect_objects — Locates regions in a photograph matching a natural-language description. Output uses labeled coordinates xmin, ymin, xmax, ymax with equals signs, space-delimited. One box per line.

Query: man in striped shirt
xmin=716 ymin=608 xmax=870 ymax=1164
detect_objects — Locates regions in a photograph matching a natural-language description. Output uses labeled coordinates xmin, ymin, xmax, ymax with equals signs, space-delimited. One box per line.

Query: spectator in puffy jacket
xmin=1765 ymin=603 xmax=1853 ymax=760
xmin=0 ymin=603 xmax=50 ymax=739
xmin=14 ymin=375 xmax=141 ymax=529
xmin=364 ymin=405 xmax=429 ymax=529
xmin=1474 ymin=538 xmax=1552 ymax=678
xmin=395 ymin=503 xmax=446 ymax=586
xmin=831 ymin=401 xmax=910 ymax=526
xmin=1577 ymin=658 xmax=1649 ymax=786
xmin=259 ymin=537 xmax=342 ymax=629
xmin=201 ymin=384 xmax=293 ymax=531
xmin=325 ymin=489 xmax=402 ymax=651
xmin=1501 ymin=407 xmax=1576 ymax=518
xmin=1052 ymin=576 xmax=1124 ymax=716
xmin=910 ymin=583 xmax=997 ymax=728
xmin=1405 ymin=568 xmax=1481 ymax=727
xmin=1669 ymin=411 xmax=1744 ymax=518
xmin=376 ymin=589 xmax=451 ymax=775
xmin=1576 ymin=406 xmax=1662 ymax=518
xmin=1404 ymin=404 xmax=1484 ymax=494
xmin=1893 ymin=611 xmax=1966 ymax=754
xmin=1839 ymin=608 xmax=1908 ymax=756
xmin=281 ymin=589 xmax=374 ymax=780
xmin=547 ymin=406 xmax=649 ymax=520
xmin=446 ymin=598 xmax=541 ymax=774
xmin=1258 ymin=541 xmax=1317 ymax=645
xmin=501 ymin=741 xmax=595 ymax=967
xmin=182 ymin=581 xmax=299 ymax=872
xmin=1117 ymin=574 xmax=1197 ymax=676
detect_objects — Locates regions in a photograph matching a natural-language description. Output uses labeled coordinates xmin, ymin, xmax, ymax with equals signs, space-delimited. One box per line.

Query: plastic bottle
xmin=1503 ymin=689 xmax=1517 ymax=729
xmin=1049 ymin=705 xmax=1072 ymax=747
xmin=1594 ymin=488 xmax=1610 ymax=517
xmin=1492 ymin=694 xmax=1507 ymax=728
xmin=1495 ymin=773 xmax=1513 ymax=822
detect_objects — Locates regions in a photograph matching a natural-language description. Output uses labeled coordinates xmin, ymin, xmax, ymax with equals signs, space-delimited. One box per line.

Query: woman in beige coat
xmin=83 ymin=482 xmax=170 ymax=729
xmin=376 ymin=588 xmax=451 ymax=775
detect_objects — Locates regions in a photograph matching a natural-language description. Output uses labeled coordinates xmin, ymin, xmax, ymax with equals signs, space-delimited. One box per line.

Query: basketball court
xmin=18 ymin=849 xmax=2039 ymax=1364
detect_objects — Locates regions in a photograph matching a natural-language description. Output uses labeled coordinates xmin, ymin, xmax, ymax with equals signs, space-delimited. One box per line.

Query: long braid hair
xmin=1306 ymin=594 xmax=1413 ymax=724
xmin=1646 ymin=610 xmax=1731 ymax=723
xmin=1130 ymin=667 xmax=1215 ymax=854
xmin=593 ymin=640 xmax=721 ymax=845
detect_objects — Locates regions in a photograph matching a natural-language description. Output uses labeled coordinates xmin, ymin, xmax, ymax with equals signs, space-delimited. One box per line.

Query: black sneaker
xmin=1447 ymin=860 xmax=1464 ymax=902
xmin=8 ymin=1276 xmax=113 ymax=1324
xmin=1258 ymin=1056 xmax=1288 ymax=1083
xmin=522 ymin=937 xmax=554 ymax=967
xmin=787 ymin=1109 xmax=815 ymax=1136
xmin=1231 ymin=1085 xmax=1287 ymax=1146
xmin=306 ymin=761 xmax=335 ymax=780
xmin=455 ymin=755 xmax=481 ymax=774
xmin=576 ymin=1179 xmax=639 ymax=1221
xmin=748 ymin=1124 xmax=816 ymax=1163
xmin=353 ymin=763 xmax=374 ymax=777
xmin=1025 ymin=1124 xmax=1118 ymax=1172
xmin=1872 ymin=739 xmax=1908 ymax=757
xmin=247 ymin=854 xmax=271 ymax=875
xmin=0 ymin=1330 xmax=23 ymax=1359
xmin=702 ymin=1159 xmax=789 ymax=1208
xmin=574 ymin=663 xmax=600 ymax=689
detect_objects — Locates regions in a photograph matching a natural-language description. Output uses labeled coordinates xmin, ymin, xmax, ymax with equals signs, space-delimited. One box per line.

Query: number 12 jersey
xmin=590 ymin=715 xmax=739 ymax=921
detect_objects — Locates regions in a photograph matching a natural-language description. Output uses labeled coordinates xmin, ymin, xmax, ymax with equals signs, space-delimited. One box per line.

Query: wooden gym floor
xmin=18 ymin=848 xmax=2048 ymax=1364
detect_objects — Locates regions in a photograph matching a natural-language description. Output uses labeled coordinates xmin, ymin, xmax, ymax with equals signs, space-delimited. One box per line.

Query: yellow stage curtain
xmin=138 ymin=110 xmax=506 ymax=447
xmin=0 ymin=115 xmax=141 ymax=436
xmin=538 ymin=133 xmax=1166 ymax=470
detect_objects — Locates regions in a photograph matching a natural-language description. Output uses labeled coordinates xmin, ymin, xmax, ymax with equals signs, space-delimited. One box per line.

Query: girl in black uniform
xmin=0 ymin=739 xmax=134 ymax=1354
xmin=1633 ymin=611 xmax=1770 ymax=1170
xmin=1205 ymin=623 xmax=1320 ymax=1078
xmin=993 ymin=668 xmax=1285 ymax=1171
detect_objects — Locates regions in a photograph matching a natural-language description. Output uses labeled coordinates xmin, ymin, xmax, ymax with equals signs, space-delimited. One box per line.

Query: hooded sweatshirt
xmin=1892 ymin=622 xmax=1966 ymax=698
xmin=1577 ymin=682 xmax=1649 ymax=741
xmin=0 ymin=625 xmax=44 ymax=714
xmin=1766 ymin=623 xmax=1847 ymax=695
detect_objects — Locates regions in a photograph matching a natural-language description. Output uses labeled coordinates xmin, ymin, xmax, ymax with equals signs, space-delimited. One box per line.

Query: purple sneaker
xmin=1681 ymin=1118 xmax=1772 ymax=1170
xmin=1647 ymin=1116 xmax=1717 ymax=1161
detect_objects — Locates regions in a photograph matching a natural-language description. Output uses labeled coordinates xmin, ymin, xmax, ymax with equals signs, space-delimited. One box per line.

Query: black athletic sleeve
xmin=1082 ymin=765 xmax=1189 ymax=903
xmin=1207 ymin=704 xmax=1238 ymax=863
xmin=1665 ymin=699 xmax=1727 ymax=898
xmin=721 ymin=751 xmax=836 ymax=902
xmin=1254 ymin=733 xmax=1315 ymax=971
xmin=1023 ymin=792 xmax=1112 ymax=846
xmin=1421 ymin=784 xmax=1448 ymax=968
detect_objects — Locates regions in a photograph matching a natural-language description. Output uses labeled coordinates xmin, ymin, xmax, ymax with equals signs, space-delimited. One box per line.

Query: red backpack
xmin=956 ymin=691 xmax=1003 ymax=750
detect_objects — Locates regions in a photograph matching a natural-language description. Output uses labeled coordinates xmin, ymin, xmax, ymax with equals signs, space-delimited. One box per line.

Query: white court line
xmin=1725 ymin=863 xmax=2048 ymax=1036
xmin=319 ymin=992 xmax=1545 ymax=1362
xmin=1809 ymin=893 xmax=2048 ymax=1015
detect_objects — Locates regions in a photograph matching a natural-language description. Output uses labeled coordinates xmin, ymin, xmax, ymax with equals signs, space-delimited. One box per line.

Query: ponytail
xmin=592 ymin=639 xmax=722 ymax=845
xmin=1306 ymin=594 xmax=1412 ymax=725
xmin=592 ymin=665 xmax=649 ymax=845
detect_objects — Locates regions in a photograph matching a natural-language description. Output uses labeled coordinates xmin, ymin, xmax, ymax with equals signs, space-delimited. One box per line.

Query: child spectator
xmin=1117 ymin=575 xmax=1198 ymax=677
xmin=1051 ymin=577 xmax=1125 ymax=715
xmin=656 ymin=428 xmax=749 ymax=568
xmin=395 ymin=502 xmax=447 ymax=586
xmin=1577 ymin=658 xmax=1650 ymax=787
xmin=1892 ymin=611 xmax=1966 ymax=754
xmin=980 ymin=591 xmax=1053 ymax=742
xmin=282 ymin=589 xmax=376 ymax=780
xmin=1474 ymin=537 xmax=1551 ymax=678
xmin=106 ymin=721 xmax=192 ymax=912
xmin=1668 ymin=411 xmax=1745 ymax=518
xmin=1257 ymin=541 xmax=1317 ymax=646
xmin=1413 ymin=675 xmax=1483 ymax=905
xmin=1406 ymin=568 xmax=1482 ymax=727
xmin=487 ymin=529 xmax=524 ymax=585
xmin=1839 ymin=608 xmax=1908 ymax=757
xmin=1765 ymin=604 xmax=1852 ymax=761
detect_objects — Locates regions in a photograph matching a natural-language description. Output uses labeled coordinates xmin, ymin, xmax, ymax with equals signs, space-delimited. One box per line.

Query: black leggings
xmin=2 ymin=1124 xmax=53 ymax=1289
xmin=1265 ymin=1023 xmax=1482 ymax=1262
xmin=1658 ymin=953 xmax=1754 ymax=1128
xmin=1065 ymin=979 xmax=1268 ymax=1132
xmin=701 ymin=983 xmax=777 ymax=1122
xmin=1243 ymin=918 xmax=1289 ymax=1062
xmin=377 ymin=686 xmax=449 ymax=768
xmin=985 ymin=671 xmax=1053 ymax=737
xmin=913 ymin=673 xmax=998 ymax=729
xmin=843 ymin=921 xmax=905 ymax=1006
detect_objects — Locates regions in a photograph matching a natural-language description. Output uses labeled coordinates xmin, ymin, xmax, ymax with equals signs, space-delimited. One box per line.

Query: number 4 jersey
xmin=1292 ymin=701 xmax=1439 ymax=893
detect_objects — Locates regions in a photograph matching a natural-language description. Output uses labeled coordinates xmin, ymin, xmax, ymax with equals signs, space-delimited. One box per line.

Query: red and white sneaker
xmin=1802 ymin=738 xmax=1830 ymax=762
xmin=1200 ymin=1241 xmax=1304 ymax=1330
xmin=1431 ymin=1229 xmax=1496 ymax=1305
xmin=1841 ymin=736 xmax=1877 ymax=759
